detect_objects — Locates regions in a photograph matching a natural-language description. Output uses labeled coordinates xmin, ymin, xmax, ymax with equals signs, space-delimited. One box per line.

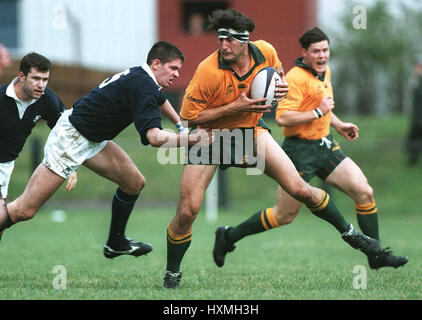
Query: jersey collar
xmin=294 ymin=57 xmax=326 ymax=81
xmin=218 ymin=42 xmax=266 ymax=81
xmin=141 ymin=62 xmax=162 ymax=90
xmin=6 ymin=77 xmax=38 ymax=104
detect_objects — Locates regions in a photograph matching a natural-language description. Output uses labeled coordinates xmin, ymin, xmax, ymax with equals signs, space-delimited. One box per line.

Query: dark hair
xmin=299 ymin=27 xmax=330 ymax=50
xmin=207 ymin=8 xmax=255 ymax=33
xmin=20 ymin=52 xmax=51 ymax=75
xmin=147 ymin=41 xmax=185 ymax=65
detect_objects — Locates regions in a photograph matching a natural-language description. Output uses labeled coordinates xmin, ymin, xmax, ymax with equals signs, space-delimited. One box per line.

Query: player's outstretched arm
xmin=159 ymin=100 xmax=188 ymax=133
xmin=146 ymin=127 xmax=214 ymax=148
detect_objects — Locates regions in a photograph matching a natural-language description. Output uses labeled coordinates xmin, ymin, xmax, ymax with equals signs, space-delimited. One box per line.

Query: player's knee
xmin=15 ymin=206 xmax=38 ymax=222
xmin=287 ymin=183 xmax=313 ymax=204
xmin=125 ymin=173 xmax=146 ymax=194
xmin=355 ymin=184 xmax=374 ymax=203
xmin=178 ymin=200 xmax=200 ymax=225
xmin=136 ymin=174 xmax=146 ymax=193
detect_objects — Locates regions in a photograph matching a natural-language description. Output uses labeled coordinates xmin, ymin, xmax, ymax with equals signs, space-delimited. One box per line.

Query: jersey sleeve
xmin=44 ymin=88 xmax=66 ymax=129
xmin=275 ymin=69 xmax=305 ymax=119
xmin=265 ymin=41 xmax=282 ymax=71
xmin=180 ymin=63 xmax=219 ymax=121
xmin=157 ymin=89 xmax=167 ymax=106
xmin=255 ymin=40 xmax=282 ymax=71
xmin=127 ymin=79 xmax=163 ymax=145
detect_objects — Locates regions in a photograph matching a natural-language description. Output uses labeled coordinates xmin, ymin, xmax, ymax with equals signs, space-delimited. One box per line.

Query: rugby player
xmin=0 ymin=42 xmax=212 ymax=259
xmin=215 ymin=27 xmax=408 ymax=271
xmin=163 ymin=9 xmax=383 ymax=289
xmin=0 ymin=52 xmax=77 ymax=241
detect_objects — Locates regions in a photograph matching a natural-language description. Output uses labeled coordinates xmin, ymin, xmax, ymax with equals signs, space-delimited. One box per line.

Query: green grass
xmin=2 ymin=115 xmax=421 ymax=300
xmin=0 ymin=207 xmax=420 ymax=300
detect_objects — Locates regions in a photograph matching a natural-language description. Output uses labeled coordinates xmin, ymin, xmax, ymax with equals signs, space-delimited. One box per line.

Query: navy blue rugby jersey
xmin=69 ymin=66 xmax=166 ymax=145
xmin=0 ymin=85 xmax=65 ymax=162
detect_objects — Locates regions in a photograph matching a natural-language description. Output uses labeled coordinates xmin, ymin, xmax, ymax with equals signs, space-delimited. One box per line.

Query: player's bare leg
xmin=169 ymin=165 xmax=217 ymax=235
xmin=0 ymin=198 xmax=6 ymax=240
xmin=213 ymin=132 xmax=382 ymax=268
xmin=325 ymin=157 xmax=408 ymax=269
xmin=164 ymin=164 xmax=217 ymax=289
xmin=264 ymin=133 xmax=382 ymax=256
xmin=5 ymin=164 xmax=65 ymax=225
xmin=326 ymin=158 xmax=373 ymax=204
xmin=272 ymin=185 xmax=302 ymax=226
xmin=214 ymin=131 xmax=324 ymax=267
xmin=260 ymin=131 xmax=324 ymax=206
xmin=83 ymin=141 xmax=151 ymax=259
xmin=83 ymin=141 xmax=145 ymax=195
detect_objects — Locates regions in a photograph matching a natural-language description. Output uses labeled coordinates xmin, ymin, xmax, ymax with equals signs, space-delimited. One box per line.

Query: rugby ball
xmin=250 ymin=67 xmax=281 ymax=109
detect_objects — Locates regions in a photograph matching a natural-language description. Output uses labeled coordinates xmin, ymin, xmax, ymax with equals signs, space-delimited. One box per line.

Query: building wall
xmin=158 ymin=0 xmax=318 ymax=94
xmin=1 ymin=0 xmax=317 ymax=109
xmin=17 ymin=0 xmax=157 ymax=71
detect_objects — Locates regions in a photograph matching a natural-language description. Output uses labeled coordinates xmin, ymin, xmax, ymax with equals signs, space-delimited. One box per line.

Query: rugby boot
xmin=163 ymin=271 xmax=182 ymax=289
xmin=341 ymin=224 xmax=383 ymax=257
xmin=368 ymin=247 xmax=408 ymax=270
xmin=103 ymin=237 xmax=152 ymax=259
xmin=213 ymin=226 xmax=236 ymax=267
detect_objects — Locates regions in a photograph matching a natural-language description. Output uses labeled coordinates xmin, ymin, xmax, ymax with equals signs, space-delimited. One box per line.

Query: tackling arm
xmin=146 ymin=127 xmax=214 ymax=148
xmin=159 ymin=100 xmax=187 ymax=132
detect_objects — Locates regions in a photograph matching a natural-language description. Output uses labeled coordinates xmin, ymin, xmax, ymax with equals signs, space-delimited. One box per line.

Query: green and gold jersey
xmin=181 ymin=40 xmax=282 ymax=130
xmin=276 ymin=58 xmax=333 ymax=140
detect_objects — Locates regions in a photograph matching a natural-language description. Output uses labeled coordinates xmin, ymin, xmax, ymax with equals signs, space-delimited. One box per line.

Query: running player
xmin=0 ymin=52 xmax=77 ymax=241
xmin=163 ymin=9 xmax=382 ymax=289
xmin=0 ymin=42 xmax=212 ymax=259
xmin=215 ymin=27 xmax=408 ymax=271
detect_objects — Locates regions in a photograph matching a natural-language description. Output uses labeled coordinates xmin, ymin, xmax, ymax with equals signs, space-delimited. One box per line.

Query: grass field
xmin=1 ymin=115 xmax=421 ymax=301
xmin=0 ymin=207 xmax=420 ymax=300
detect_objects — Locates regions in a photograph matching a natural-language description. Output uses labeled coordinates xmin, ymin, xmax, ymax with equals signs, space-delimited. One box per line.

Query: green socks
xmin=307 ymin=191 xmax=350 ymax=234
xmin=226 ymin=208 xmax=280 ymax=243
xmin=166 ymin=226 xmax=192 ymax=272
xmin=356 ymin=202 xmax=379 ymax=240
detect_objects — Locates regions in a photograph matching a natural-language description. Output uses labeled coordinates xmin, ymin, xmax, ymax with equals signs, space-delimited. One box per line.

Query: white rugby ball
xmin=250 ymin=67 xmax=281 ymax=109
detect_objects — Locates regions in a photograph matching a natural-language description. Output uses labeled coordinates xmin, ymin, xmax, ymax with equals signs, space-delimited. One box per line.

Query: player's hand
xmin=189 ymin=128 xmax=215 ymax=146
xmin=318 ymin=96 xmax=335 ymax=115
xmin=0 ymin=44 xmax=11 ymax=75
xmin=235 ymin=84 xmax=272 ymax=113
xmin=65 ymin=172 xmax=77 ymax=192
xmin=274 ymin=75 xmax=289 ymax=101
xmin=336 ymin=122 xmax=359 ymax=141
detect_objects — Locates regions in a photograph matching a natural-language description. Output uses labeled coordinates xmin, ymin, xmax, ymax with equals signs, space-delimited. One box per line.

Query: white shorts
xmin=43 ymin=109 xmax=108 ymax=179
xmin=0 ymin=160 xmax=15 ymax=199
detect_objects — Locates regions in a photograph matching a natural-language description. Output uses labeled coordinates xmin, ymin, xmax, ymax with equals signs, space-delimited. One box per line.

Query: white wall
xmin=18 ymin=0 xmax=157 ymax=71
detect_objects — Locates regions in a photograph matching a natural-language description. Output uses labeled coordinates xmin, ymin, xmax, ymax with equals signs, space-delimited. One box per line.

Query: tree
xmin=329 ymin=0 xmax=422 ymax=115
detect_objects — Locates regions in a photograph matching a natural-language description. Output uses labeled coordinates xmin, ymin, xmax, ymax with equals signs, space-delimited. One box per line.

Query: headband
xmin=217 ymin=28 xmax=249 ymax=43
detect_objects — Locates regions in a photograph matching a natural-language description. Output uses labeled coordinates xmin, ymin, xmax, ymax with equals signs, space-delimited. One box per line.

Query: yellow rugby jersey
xmin=180 ymin=40 xmax=282 ymax=130
xmin=276 ymin=59 xmax=333 ymax=140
